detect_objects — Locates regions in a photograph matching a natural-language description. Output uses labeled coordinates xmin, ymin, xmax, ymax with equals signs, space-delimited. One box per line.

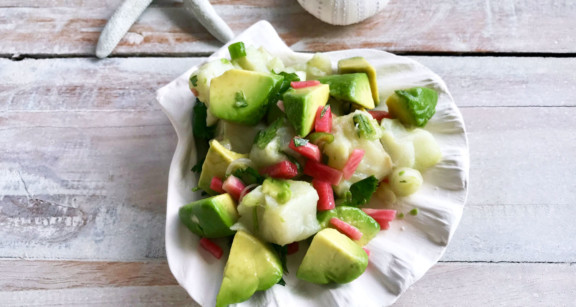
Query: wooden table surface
xmin=1 ymin=0 xmax=576 ymax=306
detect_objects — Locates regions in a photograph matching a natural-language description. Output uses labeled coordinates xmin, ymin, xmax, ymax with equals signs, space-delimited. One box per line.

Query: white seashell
xmin=297 ymin=0 xmax=390 ymax=25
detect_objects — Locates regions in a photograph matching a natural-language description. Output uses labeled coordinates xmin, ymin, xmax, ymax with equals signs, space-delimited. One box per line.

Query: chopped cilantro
xmin=293 ymin=137 xmax=309 ymax=147
xmin=191 ymin=186 xmax=202 ymax=192
xmin=189 ymin=74 xmax=198 ymax=87
xmin=232 ymin=167 xmax=265 ymax=185
xmin=234 ymin=91 xmax=248 ymax=108
xmin=397 ymin=212 xmax=405 ymax=219
xmin=271 ymin=244 xmax=289 ymax=273
xmin=400 ymin=180 xmax=407 ymax=183
xmin=320 ymin=105 xmax=330 ymax=118
xmin=255 ymin=118 xmax=283 ymax=149
xmin=283 ymin=154 xmax=303 ymax=174
xmin=346 ymin=176 xmax=379 ymax=206
xmin=192 ymin=99 xmax=215 ymax=140
xmin=191 ymin=157 xmax=205 ymax=174
xmin=353 ymin=113 xmax=379 ymax=140
xmin=277 ymin=277 xmax=286 ymax=286
xmin=399 ymin=170 xmax=405 ymax=176
xmin=409 ymin=208 xmax=419 ymax=216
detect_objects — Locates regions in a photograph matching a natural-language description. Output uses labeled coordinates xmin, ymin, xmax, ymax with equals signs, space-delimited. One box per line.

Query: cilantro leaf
xmin=277 ymin=277 xmax=286 ymax=286
xmin=346 ymin=176 xmax=379 ymax=206
xmin=189 ymin=74 xmax=198 ymax=87
xmin=234 ymin=91 xmax=248 ymax=108
xmin=353 ymin=113 xmax=379 ymax=140
xmin=271 ymin=243 xmax=289 ymax=273
xmin=255 ymin=118 xmax=284 ymax=149
xmin=192 ymin=99 xmax=215 ymax=140
xmin=293 ymin=137 xmax=309 ymax=147
xmin=232 ymin=167 xmax=265 ymax=185
xmin=191 ymin=157 xmax=205 ymax=174
xmin=320 ymin=105 xmax=329 ymax=118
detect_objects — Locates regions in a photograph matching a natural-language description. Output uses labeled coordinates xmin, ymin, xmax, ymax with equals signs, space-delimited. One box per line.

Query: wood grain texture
xmin=1 ymin=0 xmax=575 ymax=56
xmin=2 ymin=56 xmax=575 ymax=263
xmin=0 ymin=261 xmax=574 ymax=306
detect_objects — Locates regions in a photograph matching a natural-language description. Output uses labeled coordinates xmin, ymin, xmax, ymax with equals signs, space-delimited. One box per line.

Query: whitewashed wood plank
xmin=0 ymin=261 xmax=574 ymax=306
xmin=1 ymin=0 xmax=575 ymax=56
xmin=0 ymin=286 xmax=197 ymax=307
xmin=412 ymin=56 xmax=576 ymax=107
xmin=2 ymin=56 xmax=576 ymax=111
xmin=395 ymin=263 xmax=576 ymax=306
xmin=0 ymin=260 xmax=176 ymax=290
xmin=0 ymin=57 xmax=203 ymax=111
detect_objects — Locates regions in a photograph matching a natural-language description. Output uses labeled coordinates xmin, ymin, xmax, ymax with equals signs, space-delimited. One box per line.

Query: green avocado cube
xmin=317 ymin=206 xmax=380 ymax=246
xmin=318 ymin=73 xmax=375 ymax=109
xmin=178 ymin=193 xmax=238 ymax=238
xmin=283 ymin=84 xmax=329 ymax=137
xmin=386 ymin=87 xmax=438 ymax=127
xmin=338 ymin=57 xmax=380 ymax=105
xmin=198 ymin=139 xmax=247 ymax=195
xmin=209 ymin=69 xmax=283 ymax=125
xmin=216 ymin=230 xmax=283 ymax=307
xmin=297 ymin=228 xmax=368 ymax=284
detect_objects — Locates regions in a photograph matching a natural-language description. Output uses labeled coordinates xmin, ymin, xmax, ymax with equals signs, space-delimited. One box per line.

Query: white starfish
xmin=96 ymin=0 xmax=235 ymax=58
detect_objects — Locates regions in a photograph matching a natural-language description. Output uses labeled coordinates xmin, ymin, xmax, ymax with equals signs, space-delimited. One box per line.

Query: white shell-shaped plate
xmin=297 ymin=0 xmax=390 ymax=25
xmin=157 ymin=20 xmax=469 ymax=307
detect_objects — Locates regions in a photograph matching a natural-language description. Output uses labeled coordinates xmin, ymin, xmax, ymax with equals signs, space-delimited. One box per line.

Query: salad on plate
xmin=179 ymin=40 xmax=443 ymax=307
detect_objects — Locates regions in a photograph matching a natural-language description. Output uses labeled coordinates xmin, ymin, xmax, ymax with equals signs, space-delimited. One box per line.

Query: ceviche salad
xmin=180 ymin=42 xmax=441 ymax=307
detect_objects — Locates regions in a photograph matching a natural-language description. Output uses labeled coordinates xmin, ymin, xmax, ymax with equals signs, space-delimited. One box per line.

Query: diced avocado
xmin=262 ymin=178 xmax=291 ymax=204
xmin=189 ymin=59 xmax=235 ymax=105
xmin=209 ymin=69 xmax=283 ymax=125
xmin=386 ymin=87 xmax=438 ymax=127
xmin=198 ymin=139 xmax=248 ymax=195
xmin=318 ymin=73 xmax=375 ymax=109
xmin=216 ymin=230 xmax=282 ymax=307
xmin=179 ymin=193 xmax=238 ymax=238
xmin=283 ymin=84 xmax=329 ymax=136
xmin=317 ymin=206 xmax=380 ymax=246
xmin=338 ymin=57 xmax=380 ymax=105
xmin=297 ymin=228 xmax=368 ymax=284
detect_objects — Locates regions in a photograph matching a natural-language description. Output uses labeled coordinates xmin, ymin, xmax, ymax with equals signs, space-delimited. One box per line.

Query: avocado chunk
xmin=318 ymin=73 xmax=375 ymax=109
xmin=386 ymin=87 xmax=438 ymax=127
xmin=317 ymin=206 xmax=380 ymax=246
xmin=198 ymin=139 xmax=248 ymax=195
xmin=209 ymin=69 xmax=283 ymax=125
xmin=338 ymin=57 xmax=380 ymax=105
xmin=297 ymin=228 xmax=368 ymax=284
xmin=179 ymin=193 xmax=238 ymax=238
xmin=216 ymin=230 xmax=283 ymax=307
xmin=283 ymin=84 xmax=329 ymax=137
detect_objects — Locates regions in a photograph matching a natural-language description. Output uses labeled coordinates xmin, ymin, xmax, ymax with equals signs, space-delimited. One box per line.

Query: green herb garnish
xmin=255 ymin=118 xmax=284 ymax=149
xmin=346 ymin=176 xmax=379 ymax=206
xmin=397 ymin=212 xmax=405 ymax=219
xmin=409 ymin=208 xmax=419 ymax=216
xmin=271 ymin=243 xmax=289 ymax=273
xmin=293 ymin=137 xmax=309 ymax=147
xmin=233 ymin=167 xmax=265 ymax=185
xmin=353 ymin=113 xmax=379 ymax=140
xmin=192 ymin=100 xmax=215 ymax=140
xmin=320 ymin=105 xmax=330 ymax=118
xmin=189 ymin=74 xmax=198 ymax=87
xmin=234 ymin=91 xmax=248 ymax=108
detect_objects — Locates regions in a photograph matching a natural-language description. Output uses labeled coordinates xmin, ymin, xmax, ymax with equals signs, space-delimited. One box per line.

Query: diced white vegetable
xmin=216 ymin=121 xmax=265 ymax=154
xmin=233 ymin=46 xmax=285 ymax=73
xmin=380 ymin=118 xmax=442 ymax=171
xmin=323 ymin=110 xmax=392 ymax=196
xmin=236 ymin=181 xmax=321 ymax=245
xmin=306 ymin=53 xmax=332 ymax=80
xmin=249 ymin=126 xmax=294 ymax=169
xmin=389 ymin=167 xmax=423 ymax=197
xmin=190 ymin=58 xmax=235 ymax=105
